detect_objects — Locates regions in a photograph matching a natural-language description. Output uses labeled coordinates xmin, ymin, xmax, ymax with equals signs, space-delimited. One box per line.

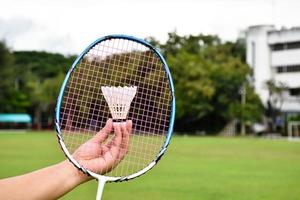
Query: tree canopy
xmin=148 ymin=32 xmax=263 ymax=133
xmin=0 ymin=33 xmax=263 ymax=133
xmin=0 ymin=44 xmax=76 ymax=128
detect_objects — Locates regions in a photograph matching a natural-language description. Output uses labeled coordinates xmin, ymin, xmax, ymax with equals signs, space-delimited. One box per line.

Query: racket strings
xmin=60 ymin=38 xmax=172 ymax=177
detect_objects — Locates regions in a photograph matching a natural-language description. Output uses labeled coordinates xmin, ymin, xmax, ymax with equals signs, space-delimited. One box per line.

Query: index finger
xmin=92 ymin=118 xmax=113 ymax=143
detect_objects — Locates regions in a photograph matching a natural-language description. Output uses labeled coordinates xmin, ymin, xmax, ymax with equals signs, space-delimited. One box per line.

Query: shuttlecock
xmin=101 ymin=86 xmax=137 ymax=120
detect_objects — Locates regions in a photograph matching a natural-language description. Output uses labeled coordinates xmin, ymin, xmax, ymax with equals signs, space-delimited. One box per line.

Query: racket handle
xmin=96 ymin=177 xmax=107 ymax=200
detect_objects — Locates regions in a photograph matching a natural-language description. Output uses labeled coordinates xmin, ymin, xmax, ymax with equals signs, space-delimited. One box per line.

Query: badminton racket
xmin=55 ymin=35 xmax=175 ymax=200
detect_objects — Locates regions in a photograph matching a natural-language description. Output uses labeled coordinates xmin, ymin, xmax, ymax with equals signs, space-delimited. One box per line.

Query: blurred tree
xmin=0 ymin=47 xmax=75 ymax=128
xmin=0 ymin=41 xmax=30 ymax=113
xmin=26 ymin=73 xmax=65 ymax=129
xmin=264 ymin=79 xmax=287 ymax=132
xmin=13 ymin=51 xmax=76 ymax=129
xmin=1 ymin=34 xmax=262 ymax=133
xmin=157 ymin=32 xmax=263 ymax=133
xmin=146 ymin=36 xmax=161 ymax=47
xmin=14 ymin=51 xmax=76 ymax=79
xmin=229 ymin=85 xmax=264 ymax=128
xmin=224 ymin=38 xmax=246 ymax=62
xmin=168 ymin=50 xmax=214 ymax=122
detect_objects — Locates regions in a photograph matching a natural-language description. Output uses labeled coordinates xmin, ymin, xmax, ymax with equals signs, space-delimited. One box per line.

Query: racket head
xmin=55 ymin=35 xmax=175 ymax=182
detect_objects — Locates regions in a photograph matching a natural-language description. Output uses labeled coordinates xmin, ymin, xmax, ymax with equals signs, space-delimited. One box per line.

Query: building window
xmin=276 ymin=64 xmax=300 ymax=73
xmin=290 ymin=88 xmax=300 ymax=96
xmin=271 ymin=41 xmax=300 ymax=51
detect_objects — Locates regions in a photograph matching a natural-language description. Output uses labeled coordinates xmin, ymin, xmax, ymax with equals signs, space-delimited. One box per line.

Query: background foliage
xmin=148 ymin=32 xmax=263 ymax=133
xmin=0 ymin=32 xmax=263 ymax=133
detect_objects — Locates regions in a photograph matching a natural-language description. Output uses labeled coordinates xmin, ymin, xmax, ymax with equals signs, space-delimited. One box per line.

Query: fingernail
xmin=113 ymin=122 xmax=121 ymax=126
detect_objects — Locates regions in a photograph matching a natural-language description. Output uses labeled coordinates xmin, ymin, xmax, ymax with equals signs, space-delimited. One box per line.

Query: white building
xmin=246 ymin=25 xmax=300 ymax=113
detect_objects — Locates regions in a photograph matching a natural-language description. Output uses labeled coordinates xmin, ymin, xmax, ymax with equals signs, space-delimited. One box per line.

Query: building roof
xmin=268 ymin=26 xmax=300 ymax=44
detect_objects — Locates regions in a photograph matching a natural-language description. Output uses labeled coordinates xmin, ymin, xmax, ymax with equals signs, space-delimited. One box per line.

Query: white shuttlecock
xmin=101 ymin=86 xmax=137 ymax=120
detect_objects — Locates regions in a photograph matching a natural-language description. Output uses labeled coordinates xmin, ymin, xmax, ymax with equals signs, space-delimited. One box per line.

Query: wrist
xmin=60 ymin=160 xmax=92 ymax=185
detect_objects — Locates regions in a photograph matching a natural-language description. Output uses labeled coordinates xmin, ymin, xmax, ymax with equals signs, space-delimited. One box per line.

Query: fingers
xmin=118 ymin=120 xmax=132 ymax=161
xmin=98 ymin=123 xmax=122 ymax=173
xmin=103 ymin=121 xmax=131 ymax=167
xmin=126 ymin=120 xmax=132 ymax=134
xmin=81 ymin=123 xmax=122 ymax=174
xmin=108 ymin=123 xmax=123 ymax=157
xmin=105 ymin=121 xmax=131 ymax=150
xmin=92 ymin=119 xmax=113 ymax=143
xmin=82 ymin=120 xmax=133 ymax=175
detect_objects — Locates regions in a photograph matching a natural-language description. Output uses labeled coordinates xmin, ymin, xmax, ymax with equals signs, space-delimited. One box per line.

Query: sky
xmin=0 ymin=0 xmax=299 ymax=54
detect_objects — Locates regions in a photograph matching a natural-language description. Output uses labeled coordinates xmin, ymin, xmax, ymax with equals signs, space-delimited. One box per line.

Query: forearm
xmin=0 ymin=160 xmax=90 ymax=200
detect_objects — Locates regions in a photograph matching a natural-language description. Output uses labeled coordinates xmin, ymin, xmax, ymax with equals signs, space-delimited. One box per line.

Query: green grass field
xmin=0 ymin=131 xmax=300 ymax=200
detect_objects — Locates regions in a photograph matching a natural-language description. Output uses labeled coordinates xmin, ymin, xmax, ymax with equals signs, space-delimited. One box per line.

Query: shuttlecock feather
xmin=101 ymin=86 xmax=137 ymax=120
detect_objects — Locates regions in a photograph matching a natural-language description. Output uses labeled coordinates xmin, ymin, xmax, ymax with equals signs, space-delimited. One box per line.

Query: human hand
xmin=0 ymin=119 xmax=132 ymax=200
xmin=73 ymin=119 xmax=132 ymax=176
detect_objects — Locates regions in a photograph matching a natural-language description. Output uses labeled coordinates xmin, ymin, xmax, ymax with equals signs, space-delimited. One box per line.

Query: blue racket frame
xmin=55 ymin=35 xmax=175 ymax=182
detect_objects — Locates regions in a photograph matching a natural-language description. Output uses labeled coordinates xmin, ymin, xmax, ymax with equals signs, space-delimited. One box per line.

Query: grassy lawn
xmin=0 ymin=131 xmax=300 ymax=200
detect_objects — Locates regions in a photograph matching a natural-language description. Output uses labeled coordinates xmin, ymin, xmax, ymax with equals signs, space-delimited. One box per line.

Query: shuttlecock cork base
xmin=101 ymin=86 xmax=137 ymax=121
